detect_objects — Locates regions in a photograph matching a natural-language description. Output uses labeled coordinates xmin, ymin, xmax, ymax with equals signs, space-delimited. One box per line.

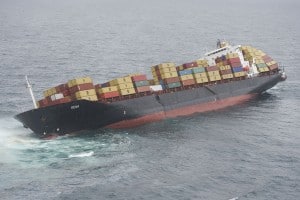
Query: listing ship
xmin=15 ymin=41 xmax=287 ymax=138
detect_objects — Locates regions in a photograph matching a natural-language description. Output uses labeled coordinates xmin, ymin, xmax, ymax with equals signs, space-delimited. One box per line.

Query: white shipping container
xmin=150 ymin=85 xmax=163 ymax=91
xmin=50 ymin=93 xmax=64 ymax=101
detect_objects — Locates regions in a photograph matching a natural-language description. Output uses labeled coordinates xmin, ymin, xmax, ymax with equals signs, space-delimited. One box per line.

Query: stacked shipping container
xmin=226 ymin=53 xmax=247 ymax=78
xmin=36 ymin=46 xmax=279 ymax=108
xmin=178 ymin=68 xmax=195 ymax=86
xmin=131 ymin=74 xmax=151 ymax=93
xmin=109 ymin=76 xmax=136 ymax=96
xmin=68 ymin=77 xmax=98 ymax=101
xmin=151 ymin=63 xmax=182 ymax=89
xmin=96 ymin=85 xmax=120 ymax=99
xmin=206 ymin=65 xmax=221 ymax=81
xmin=241 ymin=46 xmax=279 ymax=72
xmin=192 ymin=66 xmax=209 ymax=84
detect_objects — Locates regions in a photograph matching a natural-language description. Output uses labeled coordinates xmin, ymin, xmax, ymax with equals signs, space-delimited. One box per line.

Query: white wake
xmin=68 ymin=151 xmax=94 ymax=158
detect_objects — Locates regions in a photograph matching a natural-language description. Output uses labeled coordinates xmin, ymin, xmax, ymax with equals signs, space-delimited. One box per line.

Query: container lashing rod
xmin=25 ymin=75 xmax=38 ymax=109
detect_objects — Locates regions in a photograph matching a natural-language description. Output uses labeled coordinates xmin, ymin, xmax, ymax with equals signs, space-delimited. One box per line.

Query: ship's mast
xmin=25 ymin=75 xmax=38 ymax=109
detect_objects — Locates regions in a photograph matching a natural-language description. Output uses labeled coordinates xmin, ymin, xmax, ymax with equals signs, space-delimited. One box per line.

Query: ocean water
xmin=0 ymin=0 xmax=300 ymax=199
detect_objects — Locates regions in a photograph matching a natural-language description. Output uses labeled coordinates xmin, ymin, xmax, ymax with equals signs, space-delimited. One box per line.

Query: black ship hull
xmin=14 ymin=73 xmax=284 ymax=138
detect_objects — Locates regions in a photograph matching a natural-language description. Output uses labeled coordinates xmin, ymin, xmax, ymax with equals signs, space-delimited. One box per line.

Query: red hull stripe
xmin=106 ymin=93 xmax=257 ymax=129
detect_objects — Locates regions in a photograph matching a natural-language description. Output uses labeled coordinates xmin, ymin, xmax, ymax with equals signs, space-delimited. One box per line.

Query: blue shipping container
xmin=179 ymin=69 xmax=193 ymax=76
xmin=232 ymin=66 xmax=243 ymax=73
xmin=101 ymin=82 xmax=110 ymax=87
xmin=221 ymin=55 xmax=226 ymax=61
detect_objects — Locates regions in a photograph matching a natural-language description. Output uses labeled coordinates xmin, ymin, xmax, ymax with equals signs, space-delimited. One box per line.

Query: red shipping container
xmin=164 ymin=77 xmax=180 ymax=84
xmin=69 ymin=83 xmax=95 ymax=94
xmin=230 ymin=62 xmax=242 ymax=68
xmin=55 ymin=83 xmax=68 ymax=93
xmin=99 ymin=91 xmax=120 ymax=99
xmin=269 ymin=64 xmax=279 ymax=71
xmin=45 ymin=96 xmax=52 ymax=103
xmin=48 ymin=97 xmax=72 ymax=106
xmin=206 ymin=66 xmax=219 ymax=72
xmin=152 ymin=69 xmax=161 ymax=75
xmin=38 ymin=99 xmax=49 ymax=107
xmin=131 ymin=74 xmax=147 ymax=82
xmin=227 ymin=57 xmax=241 ymax=64
xmin=156 ymin=74 xmax=162 ymax=80
xmin=61 ymin=90 xmax=70 ymax=97
xmin=220 ymin=69 xmax=233 ymax=75
xmin=262 ymin=55 xmax=273 ymax=63
xmin=95 ymin=84 xmax=101 ymax=89
xmin=215 ymin=57 xmax=222 ymax=63
xmin=222 ymin=60 xmax=229 ymax=65
xmin=135 ymin=86 xmax=151 ymax=93
xmin=183 ymin=62 xmax=198 ymax=69
xmin=182 ymin=79 xmax=196 ymax=86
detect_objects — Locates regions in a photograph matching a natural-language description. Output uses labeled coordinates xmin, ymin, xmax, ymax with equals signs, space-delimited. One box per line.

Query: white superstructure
xmin=200 ymin=41 xmax=259 ymax=77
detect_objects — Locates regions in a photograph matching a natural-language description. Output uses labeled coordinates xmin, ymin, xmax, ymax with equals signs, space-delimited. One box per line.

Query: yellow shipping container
xmin=161 ymin=72 xmax=178 ymax=79
xmin=75 ymin=89 xmax=96 ymax=98
xmin=97 ymin=86 xmax=118 ymax=94
xmin=258 ymin=67 xmax=270 ymax=72
xmin=148 ymin=79 xmax=155 ymax=85
xmin=245 ymin=52 xmax=254 ymax=57
xmin=126 ymin=73 xmax=141 ymax=77
xmin=193 ymin=72 xmax=208 ymax=79
xmin=177 ymin=65 xmax=184 ymax=71
xmin=207 ymin=71 xmax=220 ymax=77
xmin=154 ymin=80 xmax=160 ymax=85
xmin=244 ymin=55 xmax=253 ymax=61
xmin=180 ymin=74 xmax=194 ymax=81
xmin=195 ymin=77 xmax=209 ymax=84
xmin=233 ymin=71 xmax=247 ymax=77
xmin=222 ymin=74 xmax=234 ymax=79
xmin=216 ymin=62 xmax=224 ymax=67
xmin=68 ymin=77 xmax=93 ymax=88
xmin=195 ymin=59 xmax=208 ymax=66
xmin=219 ymin=65 xmax=231 ymax=70
xmin=153 ymin=62 xmax=176 ymax=69
xmin=266 ymin=61 xmax=277 ymax=66
xmin=120 ymin=88 xmax=136 ymax=96
xmin=153 ymin=76 xmax=159 ymax=81
xmin=110 ymin=76 xmax=132 ymax=86
xmin=159 ymin=67 xmax=177 ymax=74
xmin=76 ymin=95 xmax=98 ymax=101
xmin=264 ymin=67 xmax=270 ymax=72
xmin=152 ymin=71 xmax=158 ymax=77
xmin=257 ymin=68 xmax=264 ymax=72
xmin=43 ymin=87 xmax=57 ymax=97
xmin=240 ymin=46 xmax=247 ymax=51
xmin=208 ymin=75 xmax=221 ymax=81
xmin=226 ymin=53 xmax=239 ymax=59
xmin=255 ymin=59 xmax=265 ymax=64
xmin=117 ymin=83 xmax=134 ymax=90
xmin=254 ymin=52 xmax=262 ymax=56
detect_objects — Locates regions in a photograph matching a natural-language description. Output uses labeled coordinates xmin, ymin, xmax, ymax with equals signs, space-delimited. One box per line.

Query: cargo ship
xmin=15 ymin=41 xmax=286 ymax=138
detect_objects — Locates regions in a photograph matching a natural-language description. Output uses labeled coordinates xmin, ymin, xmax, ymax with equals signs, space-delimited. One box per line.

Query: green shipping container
xmin=256 ymin=63 xmax=267 ymax=68
xmin=167 ymin=82 xmax=182 ymax=89
xmin=192 ymin=67 xmax=205 ymax=74
xmin=134 ymin=80 xmax=149 ymax=87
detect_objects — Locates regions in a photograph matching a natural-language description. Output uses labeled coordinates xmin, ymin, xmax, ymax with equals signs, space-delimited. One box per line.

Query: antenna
xmin=25 ymin=75 xmax=38 ymax=109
